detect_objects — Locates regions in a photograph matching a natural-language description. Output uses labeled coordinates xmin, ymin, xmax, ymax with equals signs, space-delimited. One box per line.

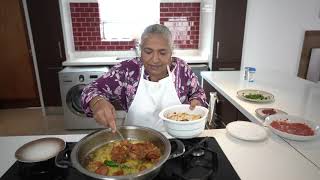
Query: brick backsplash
xmin=160 ymin=3 xmax=200 ymax=49
xmin=70 ymin=2 xmax=200 ymax=51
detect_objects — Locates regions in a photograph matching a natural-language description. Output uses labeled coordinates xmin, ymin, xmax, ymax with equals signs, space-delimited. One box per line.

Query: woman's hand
xmin=90 ymin=97 xmax=116 ymax=132
xmin=189 ymin=99 xmax=201 ymax=110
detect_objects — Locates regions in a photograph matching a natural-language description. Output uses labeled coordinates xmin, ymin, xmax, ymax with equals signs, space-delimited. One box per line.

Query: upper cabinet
xmin=212 ymin=0 xmax=247 ymax=71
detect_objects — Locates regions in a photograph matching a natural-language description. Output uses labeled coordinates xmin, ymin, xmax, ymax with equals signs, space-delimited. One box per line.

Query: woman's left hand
xmin=189 ymin=99 xmax=201 ymax=110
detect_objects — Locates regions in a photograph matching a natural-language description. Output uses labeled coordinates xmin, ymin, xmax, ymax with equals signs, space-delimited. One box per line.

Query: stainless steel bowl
xmin=68 ymin=126 xmax=172 ymax=180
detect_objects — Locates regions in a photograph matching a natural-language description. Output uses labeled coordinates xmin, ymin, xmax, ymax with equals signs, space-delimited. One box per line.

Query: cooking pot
xmin=55 ymin=126 xmax=185 ymax=180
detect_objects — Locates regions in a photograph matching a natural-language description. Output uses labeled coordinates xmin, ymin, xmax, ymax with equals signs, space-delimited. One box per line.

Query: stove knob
xmin=79 ymin=75 xmax=84 ymax=82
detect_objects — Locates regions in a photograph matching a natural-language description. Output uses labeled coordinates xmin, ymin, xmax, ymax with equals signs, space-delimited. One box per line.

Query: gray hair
xmin=140 ymin=24 xmax=174 ymax=50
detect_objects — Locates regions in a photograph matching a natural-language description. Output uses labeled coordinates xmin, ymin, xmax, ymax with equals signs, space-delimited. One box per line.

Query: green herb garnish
xmin=104 ymin=160 xmax=118 ymax=167
xmin=104 ymin=160 xmax=131 ymax=169
xmin=244 ymin=93 xmax=265 ymax=100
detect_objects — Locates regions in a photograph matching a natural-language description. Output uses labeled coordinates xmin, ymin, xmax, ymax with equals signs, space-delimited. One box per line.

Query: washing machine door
xmin=66 ymin=84 xmax=87 ymax=116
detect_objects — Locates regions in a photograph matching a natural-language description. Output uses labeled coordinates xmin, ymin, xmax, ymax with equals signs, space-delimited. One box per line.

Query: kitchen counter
xmin=62 ymin=57 xmax=122 ymax=66
xmin=201 ymin=70 xmax=320 ymax=169
xmin=1 ymin=129 xmax=320 ymax=180
xmin=62 ymin=55 xmax=209 ymax=66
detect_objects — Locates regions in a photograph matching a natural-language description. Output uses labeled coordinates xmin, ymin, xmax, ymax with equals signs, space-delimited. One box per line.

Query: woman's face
xmin=140 ymin=33 xmax=172 ymax=81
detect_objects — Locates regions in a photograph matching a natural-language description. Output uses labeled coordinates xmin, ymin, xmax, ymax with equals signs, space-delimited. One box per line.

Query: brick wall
xmin=70 ymin=2 xmax=200 ymax=51
xmin=70 ymin=3 xmax=134 ymax=51
xmin=160 ymin=3 xmax=200 ymax=49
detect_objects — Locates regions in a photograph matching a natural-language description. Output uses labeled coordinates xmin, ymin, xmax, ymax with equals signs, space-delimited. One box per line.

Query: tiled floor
xmin=0 ymin=108 xmax=93 ymax=136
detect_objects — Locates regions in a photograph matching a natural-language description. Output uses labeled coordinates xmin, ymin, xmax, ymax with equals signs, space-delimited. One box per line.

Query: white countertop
xmin=1 ymin=129 xmax=320 ymax=180
xmin=201 ymin=70 xmax=320 ymax=169
xmin=62 ymin=57 xmax=121 ymax=66
xmin=62 ymin=55 xmax=209 ymax=66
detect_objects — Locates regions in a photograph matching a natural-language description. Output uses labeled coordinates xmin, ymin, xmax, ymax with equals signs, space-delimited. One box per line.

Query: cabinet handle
xmin=216 ymin=41 xmax=220 ymax=59
xmin=218 ymin=67 xmax=236 ymax=71
xmin=58 ymin=41 xmax=63 ymax=59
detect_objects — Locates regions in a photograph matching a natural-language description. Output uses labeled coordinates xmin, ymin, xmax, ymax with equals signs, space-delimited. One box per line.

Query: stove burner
xmin=158 ymin=137 xmax=219 ymax=180
xmin=17 ymin=158 xmax=67 ymax=180
xmin=192 ymin=148 xmax=205 ymax=157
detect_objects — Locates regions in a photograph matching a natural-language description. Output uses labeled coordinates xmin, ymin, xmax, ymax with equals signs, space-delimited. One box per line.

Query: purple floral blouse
xmin=81 ymin=57 xmax=207 ymax=116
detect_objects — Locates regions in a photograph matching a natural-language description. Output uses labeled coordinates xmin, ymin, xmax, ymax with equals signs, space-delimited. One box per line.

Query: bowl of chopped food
xmin=159 ymin=104 xmax=209 ymax=139
xmin=264 ymin=114 xmax=320 ymax=141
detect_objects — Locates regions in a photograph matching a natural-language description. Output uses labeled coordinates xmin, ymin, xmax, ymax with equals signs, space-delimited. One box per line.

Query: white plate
xmin=255 ymin=108 xmax=287 ymax=119
xmin=265 ymin=114 xmax=320 ymax=141
xmin=226 ymin=121 xmax=268 ymax=141
xmin=237 ymin=89 xmax=274 ymax=103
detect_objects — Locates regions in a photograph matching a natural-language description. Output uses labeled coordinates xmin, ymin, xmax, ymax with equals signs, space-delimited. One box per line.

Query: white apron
xmin=125 ymin=66 xmax=181 ymax=131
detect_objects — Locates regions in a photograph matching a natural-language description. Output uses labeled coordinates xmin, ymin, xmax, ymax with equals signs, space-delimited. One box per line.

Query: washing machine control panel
xmin=79 ymin=75 xmax=84 ymax=82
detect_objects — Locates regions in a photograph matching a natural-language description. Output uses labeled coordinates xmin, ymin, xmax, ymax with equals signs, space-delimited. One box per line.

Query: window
xmin=98 ymin=0 xmax=160 ymax=41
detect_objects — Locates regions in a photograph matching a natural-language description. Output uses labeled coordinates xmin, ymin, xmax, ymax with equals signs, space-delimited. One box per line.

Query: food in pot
xmin=270 ymin=119 xmax=315 ymax=136
xmin=166 ymin=112 xmax=202 ymax=121
xmin=262 ymin=108 xmax=277 ymax=115
xmin=85 ymin=140 xmax=161 ymax=176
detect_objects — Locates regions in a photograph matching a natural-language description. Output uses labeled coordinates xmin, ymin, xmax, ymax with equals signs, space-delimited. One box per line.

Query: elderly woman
xmin=81 ymin=24 xmax=206 ymax=132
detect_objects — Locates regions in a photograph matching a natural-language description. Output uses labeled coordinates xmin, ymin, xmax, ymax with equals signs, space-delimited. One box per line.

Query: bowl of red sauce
xmin=264 ymin=114 xmax=319 ymax=141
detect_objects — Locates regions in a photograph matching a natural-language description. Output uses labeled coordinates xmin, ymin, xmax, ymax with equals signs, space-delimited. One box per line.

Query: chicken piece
xmin=95 ymin=166 xmax=109 ymax=175
xmin=128 ymin=143 xmax=146 ymax=160
xmin=146 ymin=149 xmax=161 ymax=162
xmin=87 ymin=161 xmax=103 ymax=172
xmin=111 ymin=144 xmax=129 ymax=163
xmin=120 ymin=140 xmax=132 ymax=148
xmin=143 ymin=142 xmax=161 ymax=161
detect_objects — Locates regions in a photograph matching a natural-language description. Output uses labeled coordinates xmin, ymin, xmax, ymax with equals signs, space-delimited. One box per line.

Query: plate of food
xmin=264 ymin=114 xmax=320 ymax=141
xmin=237 ymin=89 xmax=274 ymax=103
xmin=255 ymin=108 xmax=287 ymax=119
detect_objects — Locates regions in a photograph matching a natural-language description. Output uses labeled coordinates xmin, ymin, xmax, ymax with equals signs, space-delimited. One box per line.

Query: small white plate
xmin=255 ymin=108 xmax=287 ymax=119
xmin=237 ymin=89 xmax=274 ymax=103
xmin=265 ymin=114 xmax=320 ymax=141
xmin=226 ymin=121 xmax=268 ymax=141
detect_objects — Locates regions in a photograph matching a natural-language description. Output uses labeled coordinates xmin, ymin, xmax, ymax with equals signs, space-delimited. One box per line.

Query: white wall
xmin=242 ymin=0 xmax=320 ymax=76
xmin=199 ymin=0 xmax=215 ymax=69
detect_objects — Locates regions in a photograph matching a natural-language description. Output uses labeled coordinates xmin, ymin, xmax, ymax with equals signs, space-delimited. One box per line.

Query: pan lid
xmin=15 ymin=137 xmax=66 ymax=163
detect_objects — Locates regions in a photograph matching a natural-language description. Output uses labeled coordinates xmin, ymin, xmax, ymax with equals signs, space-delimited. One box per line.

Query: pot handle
xmin=55 ymin=145 xmax=73 ymax=168
xmin=168 ymin=139 xmax=185 ymax=159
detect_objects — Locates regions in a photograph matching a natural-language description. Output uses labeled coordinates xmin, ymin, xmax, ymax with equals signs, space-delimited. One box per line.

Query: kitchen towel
xmin=207 ymin=92 xmax=217 ymax=128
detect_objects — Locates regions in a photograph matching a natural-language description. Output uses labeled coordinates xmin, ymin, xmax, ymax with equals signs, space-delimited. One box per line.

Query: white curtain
xmin=98 ymin=0 xmax=160 ymax=40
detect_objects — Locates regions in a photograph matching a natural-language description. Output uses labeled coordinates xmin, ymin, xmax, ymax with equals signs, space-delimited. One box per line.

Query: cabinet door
xmin=27 ymin=0 xmax=66 ymax=106
xmin=0 ymin=0 xmax=40 ymax=108
xmin=212 ymin=0 xmax=247 ymax=71
xmin=216 ymin=93 xmax=238 ymax=126
xmin=237 ymin=110 xmax=250 ymax=122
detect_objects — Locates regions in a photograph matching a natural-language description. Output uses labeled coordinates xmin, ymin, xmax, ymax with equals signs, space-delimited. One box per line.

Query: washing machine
xmin=59 ymin=67 xmax=125 ymax=130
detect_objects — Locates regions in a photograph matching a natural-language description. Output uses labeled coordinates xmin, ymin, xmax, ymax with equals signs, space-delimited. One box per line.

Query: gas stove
xmin=0 ymin=137 xmax=240 ymax=180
